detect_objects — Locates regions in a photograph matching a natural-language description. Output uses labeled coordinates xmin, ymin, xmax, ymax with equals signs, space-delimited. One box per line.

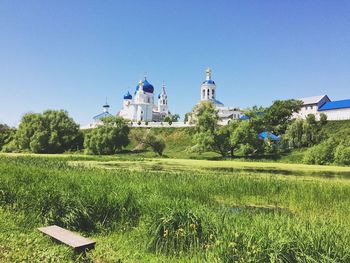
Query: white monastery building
xmin=117 ymin=77 xmax=170 ymax=122
xmin=189 ymin=68 xmax=242 ymax=124
xmin=83 ymin=69 xmax=350 ymax=129
xmin=294 ymin=95 xmax=350 ymax=120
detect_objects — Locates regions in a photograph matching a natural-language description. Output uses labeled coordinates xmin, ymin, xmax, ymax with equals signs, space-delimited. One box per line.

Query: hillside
xmin=126 ymin=120 xmax=350 ymax=162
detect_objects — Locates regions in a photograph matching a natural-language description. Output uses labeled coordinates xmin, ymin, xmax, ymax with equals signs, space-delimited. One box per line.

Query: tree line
xmin=0 ymin=110 xmax=165 ymax=156
xmin=1 ymin=102 xmax=350 ymax=165
xmin=190 ymin=100 xmax=350 ymax=165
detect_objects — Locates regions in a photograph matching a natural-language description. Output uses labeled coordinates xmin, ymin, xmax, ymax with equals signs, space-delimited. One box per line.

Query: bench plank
xmin=38 ymin=225 xmax=95 ymax=251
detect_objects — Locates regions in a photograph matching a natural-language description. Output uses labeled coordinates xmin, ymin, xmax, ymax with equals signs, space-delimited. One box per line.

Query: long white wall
xmin=320 ymin=108 xmax=350 ymax=121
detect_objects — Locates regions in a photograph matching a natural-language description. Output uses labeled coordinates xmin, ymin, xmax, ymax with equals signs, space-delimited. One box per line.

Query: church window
xmin=207 ymin=89 xmax=210 ymax=96
xmin=202 ymin=89 xmax=205 ymax=99
xmin=147 ymin=98 xmax=150 ymax=103
xmin=212 ymin=90 xmax=215 ymax=97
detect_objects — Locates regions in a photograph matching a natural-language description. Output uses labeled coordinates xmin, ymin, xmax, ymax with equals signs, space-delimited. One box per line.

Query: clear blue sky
xmin=1 ymin=0 xmax=349 ymax=126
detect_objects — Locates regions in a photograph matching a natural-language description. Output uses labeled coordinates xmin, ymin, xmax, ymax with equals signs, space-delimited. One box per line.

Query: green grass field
xmin=1 ymin=154 xmax=350 ymax=262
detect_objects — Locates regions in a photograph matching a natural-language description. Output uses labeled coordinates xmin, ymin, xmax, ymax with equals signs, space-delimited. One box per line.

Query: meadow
xmin=1 ymin=154 xmax=350 ymax=262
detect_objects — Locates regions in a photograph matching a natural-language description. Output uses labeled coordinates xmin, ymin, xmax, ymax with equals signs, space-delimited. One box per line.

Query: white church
xmin=85 ymin=68 xmax=242 ymax=128
xmin=117 ymin=77 xmax=170 ymax=122
xmin=84 ymin=67 xmax=350 ymax=130
xmin=188 ymin=68 xmax=242 ymax=124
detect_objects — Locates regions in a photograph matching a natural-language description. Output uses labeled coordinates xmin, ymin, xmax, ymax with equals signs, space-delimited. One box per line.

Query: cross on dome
xmin=206 ymin=67 xmax=212 ymax=80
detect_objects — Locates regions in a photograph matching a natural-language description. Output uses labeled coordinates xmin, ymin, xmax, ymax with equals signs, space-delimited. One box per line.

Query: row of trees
xmin=190 ymin=99 xmax=350 ymax=165
xmin=1 ymin=110 xmax=166 ymax=156
xmin=191 ymin=99 xmax=306 ymax=157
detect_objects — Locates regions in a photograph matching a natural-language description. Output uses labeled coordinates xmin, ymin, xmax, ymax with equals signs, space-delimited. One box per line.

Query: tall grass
xmin=1 ymin=155 xmax=350 ymax=262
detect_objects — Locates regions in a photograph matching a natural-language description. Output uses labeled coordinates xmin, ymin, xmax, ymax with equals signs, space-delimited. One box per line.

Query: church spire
xmin=103 ymin=98 xmax=110 ymax=113
xmin=161 ymin=80 xmax=166 ymax=95
xmin=138 ymin=79 xmax=144 ymax=91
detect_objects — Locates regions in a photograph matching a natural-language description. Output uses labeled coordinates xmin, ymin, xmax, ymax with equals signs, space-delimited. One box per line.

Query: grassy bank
xmin=1 ymin=154 xmax=350 ymax=262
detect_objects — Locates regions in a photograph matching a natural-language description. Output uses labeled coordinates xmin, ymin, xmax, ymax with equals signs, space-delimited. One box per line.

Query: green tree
xmin=191 ymin=101 xmax=224 ymax=155
xmin=164 ymin=116 xmax=173 ymax=125
xmin=320 ymin=113 xmax=328 ymax=125
xmin=0 ymin=124 xmax=16 ymax=151
xmin=263 ymin=99 xmax=303 ymax=134
xmin=303 ymin=139 xmax=337 ymax=165
xmin=242 ymin=105 xmax=265 ymax=118
xmin=212 ymin=125 xmax=236 ymax=157
xmin=144 ymin=133 xmax=166 ymax=155
xmin=14 ymin=110 xmax=82 ymax=153
xmin=230 ymin=120 xmax=263 ymax=156
xmin=133 ymin=131 xmax=166 ymax=156
xmin=84 ymin=116 xmax=130 ymax=155
xmin=284 ymin=119 xmax=304 ymax=148
xmin=284 ymin=115 xmax=323 ymax=149
xmin=171 ymin=114 xmax=180 ymax=122
xmin=334 ymin=144 xmax=350 ymax=165
xmin=184 ymin=113 xmax=190 ymax=124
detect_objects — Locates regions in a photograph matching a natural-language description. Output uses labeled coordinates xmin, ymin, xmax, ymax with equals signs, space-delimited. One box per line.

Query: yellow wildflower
xmin=177 ymin=228 xmax=185 ymax=236
xmin=163 ymin=229 xmax=169 ymax=237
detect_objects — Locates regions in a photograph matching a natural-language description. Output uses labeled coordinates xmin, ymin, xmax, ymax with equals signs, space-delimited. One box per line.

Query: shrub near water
xmin=303 ymin=139 xmax=337 ymax=164
xmin=335 ymin=144 xmax=350 ymax=165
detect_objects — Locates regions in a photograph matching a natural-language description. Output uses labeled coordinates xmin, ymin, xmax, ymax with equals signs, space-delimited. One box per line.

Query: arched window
xmin=207 ymin=89 xmax=210 ymax=96
xmin=212 ymin=89 xmax=215 ymax=98
xmin=202 ymin=89 xmax=205 ymax=99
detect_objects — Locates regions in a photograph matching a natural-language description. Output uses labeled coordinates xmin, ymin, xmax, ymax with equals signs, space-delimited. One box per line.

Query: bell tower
xmin=200 ymin=67 xmax=216 ymax=101
xmin=158 ymin=81 xmax=168 ymax=113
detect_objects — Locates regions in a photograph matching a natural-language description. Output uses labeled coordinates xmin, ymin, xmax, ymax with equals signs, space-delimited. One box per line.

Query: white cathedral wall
xmin=136 ymin=104 xmax=153 ymax=122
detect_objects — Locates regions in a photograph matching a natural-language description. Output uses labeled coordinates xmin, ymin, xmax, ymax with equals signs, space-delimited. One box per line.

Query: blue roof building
xmin=295 ymin=95 xmax=350 ymax=121
xmin=318 ymin=99 xmax=350 ymax=111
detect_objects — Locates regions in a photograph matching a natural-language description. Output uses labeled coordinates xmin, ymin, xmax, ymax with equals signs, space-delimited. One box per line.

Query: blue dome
xmin=124 ymin=91 xmax=132 ymax=100
xmin=202 ymin=79 xmax=215 ymax=85
xmin=136 ymin=78 xmax=154 ymax=93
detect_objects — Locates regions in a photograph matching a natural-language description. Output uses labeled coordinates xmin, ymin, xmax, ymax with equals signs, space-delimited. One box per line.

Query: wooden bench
xmin=38 ymin=225 xmax=95 ymax=252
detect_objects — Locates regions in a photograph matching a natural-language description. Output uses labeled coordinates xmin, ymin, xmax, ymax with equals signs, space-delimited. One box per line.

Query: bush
xmin=0 ymin=124 xmax=16 ymax=151
xmin=334 ymin=144 xmax=350 ymax=165
xmin=134 ymin=131 xmax=166 ymax=156
xmin=303 ymin=140 xmax=337 ymax=165
xmin=13 ymin=110 xmax=82 ymax=153
xmin=84 ymin=117 xmax=130 ymax=155
xmin=164 ymin=116 xmax=173 ymax=125
xmin=320 ymin=113 xmax=327 ymax=125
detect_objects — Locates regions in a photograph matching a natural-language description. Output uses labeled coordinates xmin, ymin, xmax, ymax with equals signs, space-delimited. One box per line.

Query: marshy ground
xmin=1 ymin=154 xmax=350 ymax=262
